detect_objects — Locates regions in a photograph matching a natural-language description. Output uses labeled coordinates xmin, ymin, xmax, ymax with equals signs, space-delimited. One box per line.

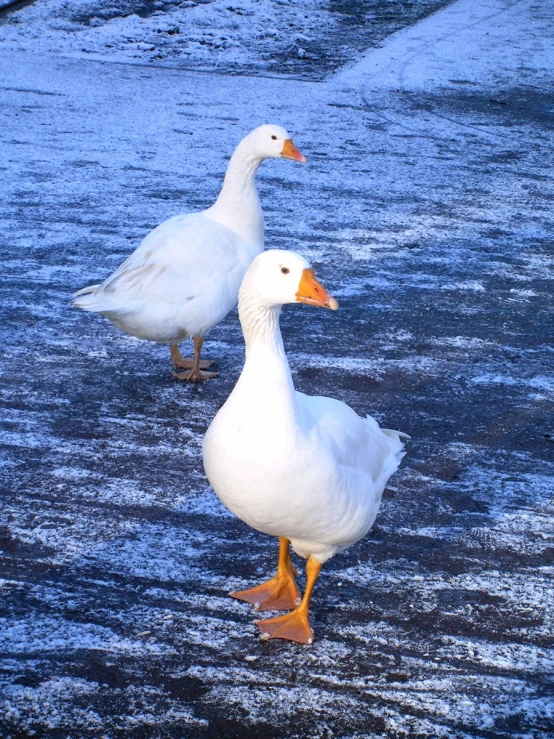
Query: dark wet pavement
xmin=1 ymin=1 xmax=553 ymax=737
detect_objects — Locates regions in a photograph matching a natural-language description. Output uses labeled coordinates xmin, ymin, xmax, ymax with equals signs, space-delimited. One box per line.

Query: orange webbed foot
xmin=172 ymin=368 xmax=219 ymax=382
xmin=172 ymin=357 xmax=215 ymax=370
xmin=254 ymin=608 xmax=314 ymax=644
xmin=169 ymin=338 xmax=214 ymax=377
xmin=231 ymin=571 xmax=300 ymax=612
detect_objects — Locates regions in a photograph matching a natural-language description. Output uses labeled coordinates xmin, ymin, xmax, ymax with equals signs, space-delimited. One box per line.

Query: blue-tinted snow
xmin=1 ymin=0 xmax=553 ymax=737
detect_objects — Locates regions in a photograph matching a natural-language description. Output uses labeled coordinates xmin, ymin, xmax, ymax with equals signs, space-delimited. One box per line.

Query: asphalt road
xmin=1 ymin=1 xmax=553 ymax=737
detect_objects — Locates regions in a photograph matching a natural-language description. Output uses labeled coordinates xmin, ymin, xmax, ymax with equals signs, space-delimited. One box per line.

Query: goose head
xmin=240 ymin=249 xmax=338 ymax=310
xmin=243 ymin=125 xmax=307 ymax=163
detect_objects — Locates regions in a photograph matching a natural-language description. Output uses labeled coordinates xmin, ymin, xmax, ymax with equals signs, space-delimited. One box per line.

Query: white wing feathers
xmin=73 ymin=214 xmax=242 ymax=313
xmin=298 ymin=392 xmax=407 ymax=483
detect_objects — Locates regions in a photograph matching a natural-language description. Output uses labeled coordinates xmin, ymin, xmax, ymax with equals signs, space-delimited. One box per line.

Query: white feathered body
xmin=203 ymin=311 xmax=406 ymax=564
xmin=73 ymin=212 xmax=261 ymax=343
xmin=72 ymin=125 xmax=298 ymax=344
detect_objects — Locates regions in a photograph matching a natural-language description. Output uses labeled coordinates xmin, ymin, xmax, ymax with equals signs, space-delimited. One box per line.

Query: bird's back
xmin=73 ymin=212 xmax=260 ymax=341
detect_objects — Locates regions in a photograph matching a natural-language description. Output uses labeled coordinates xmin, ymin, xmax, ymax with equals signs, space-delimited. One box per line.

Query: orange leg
xmin=170 ymin=343 xmax=214 ymax=370
xmin=172 ymin=337 xmax=219 ymax=382
xmin=254 ymin=556 xmax=322 ymax=644
xmin=231 ymin=537 xmax=300 ymax=612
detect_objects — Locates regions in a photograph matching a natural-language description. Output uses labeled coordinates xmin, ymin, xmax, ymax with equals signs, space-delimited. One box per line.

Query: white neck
xmin=233 ymin=291 xmax=297 ymax=417
xmin=206 ymin=140 xmax=265 ymax=248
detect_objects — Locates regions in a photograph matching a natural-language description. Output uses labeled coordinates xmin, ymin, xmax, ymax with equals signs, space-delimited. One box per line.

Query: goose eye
xmin=271 ymin=135 xmax=277 ymax=140
xmin=281 ymin=267 xmax=290 ymax=274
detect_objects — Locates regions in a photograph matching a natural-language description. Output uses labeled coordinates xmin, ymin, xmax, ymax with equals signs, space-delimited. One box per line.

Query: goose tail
xmin=381 ymin=427 xmax=410 ymax=463
xmin=73 ymin=284 xmax=102 ymax=311
xmin=382 ymin=429 xmax=411 ymax=441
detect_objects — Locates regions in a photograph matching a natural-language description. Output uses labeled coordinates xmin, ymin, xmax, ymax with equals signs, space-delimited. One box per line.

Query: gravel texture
xmin=0 ymin=1 xmax=553 ymax=737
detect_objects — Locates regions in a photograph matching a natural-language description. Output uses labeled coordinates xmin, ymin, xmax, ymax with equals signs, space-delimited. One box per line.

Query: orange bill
xmin=296 ymin=268 xmax=339 ymax=310
xmin=281 ymin=138 xmax=307 ymax=163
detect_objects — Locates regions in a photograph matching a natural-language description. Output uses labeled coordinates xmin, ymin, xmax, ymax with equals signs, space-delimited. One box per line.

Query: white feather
xmin=73 ymin=124 xmax=301 ymax=345
xmin=203 ymin=250 xmax=408 ymax=564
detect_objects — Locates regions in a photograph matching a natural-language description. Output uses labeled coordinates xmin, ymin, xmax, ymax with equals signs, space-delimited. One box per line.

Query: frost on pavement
xmin=0 ymin=0 xmax=450 ymax=78
xmin=0 ymin=0 xmax=553 ymax=737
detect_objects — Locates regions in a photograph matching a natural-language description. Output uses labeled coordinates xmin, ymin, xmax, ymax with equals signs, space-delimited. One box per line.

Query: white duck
xmin=203 ymin=250 xmax=408 ymax=643
xmin=73 ymin=125 xmax=306 ymax=381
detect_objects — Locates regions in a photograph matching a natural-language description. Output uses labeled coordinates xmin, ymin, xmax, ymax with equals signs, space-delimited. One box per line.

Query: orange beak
xmin=281 ymin=138 xmax=307 ymax=163
xmin=296 ymin=268 xmax=339 ymax=310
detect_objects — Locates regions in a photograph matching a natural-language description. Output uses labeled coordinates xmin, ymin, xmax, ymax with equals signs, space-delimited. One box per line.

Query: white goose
xmin=203 ymin=250 xmax=408 ymax=643
xmin=73 ymin=125 xmax=306 ymax=381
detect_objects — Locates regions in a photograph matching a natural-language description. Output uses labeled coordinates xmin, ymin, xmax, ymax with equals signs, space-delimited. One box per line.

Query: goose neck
xmin=240 ymin=296 xmax=283 ymax=354
xmin=208 ymin=143 xmax=264 ymax=247
xmin=216 ymin=143 xmax=262 ymax=205
xmin=237 ymin=292 xmax=294 ymax=394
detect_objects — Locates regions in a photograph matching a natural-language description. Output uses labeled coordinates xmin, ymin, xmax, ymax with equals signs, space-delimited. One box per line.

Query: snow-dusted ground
xmin=1 ymin=0 xmax=553 ymax=737
xmin=0 ymin=0 xmax=449 ymax=78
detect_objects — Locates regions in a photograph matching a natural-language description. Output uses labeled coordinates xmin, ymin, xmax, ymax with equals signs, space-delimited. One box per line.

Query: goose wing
xmin=92 ymin=214 xmax=243 ymax=309
xmin=297 ymin=392 xmax=404 ymax=482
